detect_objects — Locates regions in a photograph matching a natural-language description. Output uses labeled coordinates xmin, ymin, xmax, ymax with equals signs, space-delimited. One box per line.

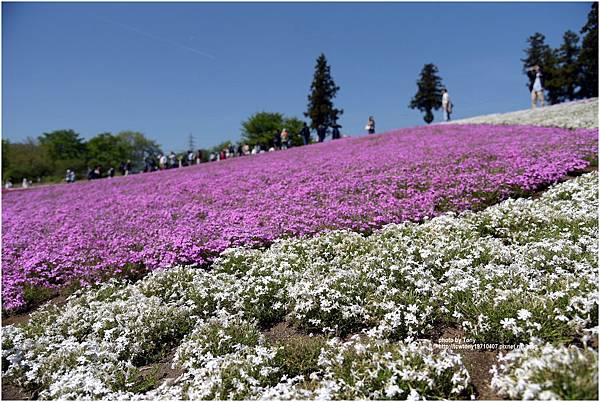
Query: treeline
xmin=3 ymin=52 xmax=344 ymax=185
xmin=522 ymin=3 xmax=598 ymax=103
xmin=2 ymin=130 xmax=163 ymax=183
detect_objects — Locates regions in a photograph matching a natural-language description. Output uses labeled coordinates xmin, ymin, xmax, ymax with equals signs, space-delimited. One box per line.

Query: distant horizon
xmin=2 ymin=2 xmax=593 ymax=152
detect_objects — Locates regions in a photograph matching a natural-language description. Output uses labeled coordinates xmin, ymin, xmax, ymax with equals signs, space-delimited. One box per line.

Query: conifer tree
xmin=305 ymin=53 xmax=343 ymax=130
xmin=577 ymin=3 xmax=598 ymax=98
xmin=409 ymin=63 xmax=444 ymax=124
xmin=556 ymin=30 xmax=580 ymax=102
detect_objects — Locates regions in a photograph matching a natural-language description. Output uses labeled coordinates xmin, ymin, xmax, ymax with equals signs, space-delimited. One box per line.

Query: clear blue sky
xmin=2 ymin=2 xmax=592 ymax=151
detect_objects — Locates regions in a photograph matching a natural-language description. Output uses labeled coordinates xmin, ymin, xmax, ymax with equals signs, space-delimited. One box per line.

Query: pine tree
xmin=305 ymin=53 xmax=343 ymax=130
xmin=521 ymin=32 xmax=561 ymax=105
xmin=409 ymin=63 xmax=444 ymax=124
xmin=577 ymin=3 xmax=598 ymax=99
xmin=556 ymin=30 xmax=580 ymax=102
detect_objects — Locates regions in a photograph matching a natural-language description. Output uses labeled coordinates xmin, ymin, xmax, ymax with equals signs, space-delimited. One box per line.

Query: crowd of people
xmin=4 ymin=99 xmax=463 ymax=189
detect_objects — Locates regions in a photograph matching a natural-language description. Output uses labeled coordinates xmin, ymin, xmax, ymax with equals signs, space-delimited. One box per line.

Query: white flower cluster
xmin=2 ymin=172 xmax=597 ymax=399
xmin=140 ymin=317 xmax=471 ymax=400
xmin=490 ymin=337 xmax=598 ymax=400
xmin=449 ymin=98 xmax=599 ymax=129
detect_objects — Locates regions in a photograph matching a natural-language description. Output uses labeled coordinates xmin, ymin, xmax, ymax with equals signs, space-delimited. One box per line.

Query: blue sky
xmin=2 ymin=2 xmax=593 ymax=151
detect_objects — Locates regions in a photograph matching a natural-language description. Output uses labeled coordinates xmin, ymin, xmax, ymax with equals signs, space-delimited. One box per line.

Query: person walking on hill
xmin=273 ymin=129 xmax=281 ymax=150
xmin=365 ymin=116 xmax=375 ymax=134
xmin=300 ymin=122 xmax=311 ymax=145
xmin=442 ymin=88 xmax=452 ymax=121
xmin=527 ymin=65 xmax=545 ymax=109
xmin=317 ymin=124 xmax=327 ymax=143
xmin=331 ymin=124 xmax=341 ymax=140
xmin=124 ymin=160 xmax=132 ymax=175
xmin=280 ymin=129 xmax=290 ymax=150
xmin=168 ymin=152 xmax=177 ymax=168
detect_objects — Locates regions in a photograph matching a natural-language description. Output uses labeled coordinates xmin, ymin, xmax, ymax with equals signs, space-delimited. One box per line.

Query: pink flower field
xmin=2 ymin=124 xmax=597 ymax=312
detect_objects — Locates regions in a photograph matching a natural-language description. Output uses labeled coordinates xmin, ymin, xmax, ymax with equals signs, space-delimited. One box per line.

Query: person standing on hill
xmin=317 ymin=124 xmax=327 ymax=143
xmin=527 ymin=65 xmax=545 ymax=109
xmin=331 ymin=124 xmax=341 ymax=140
xmin=300 ymin=122 xmax=311 ymax=145
xmin=441 ymin=88 xmax=452 ymax=121
xmin=168 ymin=152 xmax=177 ymax=168
xmin=280 ymin=129 xmax=290 ymax=150
xmin=124 ymin=160 xmax=132 ymax=175
xmin=365 ymin=116 xmax=375 ymax=134
xmin=273 ymin=129 xmax=281 ymax=150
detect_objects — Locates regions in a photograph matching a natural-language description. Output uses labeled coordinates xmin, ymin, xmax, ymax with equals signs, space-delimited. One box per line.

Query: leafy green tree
xmin=2 ymin=138 xmax=53 ymax=182
xmin=555 ymin=30 xmax=580 ymax=102
xmin=241 ymin=112 xmax=306 ymax=149
xmin=86 ymin=133 xmax=130 ymax=169
xmin=38 ymin=129 xmax=87 ymax=176
xmin=305 ymin=53 xmax=343 ymax=130
xmin=2 ymin=139 xmax=11 ymax=179
xmin=409 ymin=63 xmax=444 ymax=124
xmin=521 ymin=32 xmax=561 ymax=104
xmin=577 ymin=3 xmax=598 ymax=98
xmin=283 ymin=117 xmax=305 ymax=147
xmin=116 ymin=131 xmax=162 ymax=170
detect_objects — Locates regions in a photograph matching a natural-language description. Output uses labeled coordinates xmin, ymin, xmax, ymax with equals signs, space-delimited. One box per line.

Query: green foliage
xmin=2 ymin=138 xmax=53 ymax=182
xmin=409 ymin=63 xmax=444 ymax=124
xmin=577 ymin=3 xmax=598 ymax=99
xmin=241 ymin=112 xmax=306 ymax=149
xmin=38 ymin=129 xmax=88 ymax=177
xmin=523 ymin=5 xmax=598 ymax=103
xmin=86 ymin=133 xmax=131 ymax=170
xmin=555 ymin=30 xmax=580 ymax=102
xmin=305 ymin=53 xmax=343 ymax=130
xmin=271 ymin=336 xmax=326 ymax=378
xmin=116 ymin=131 xmax=162 ymax=171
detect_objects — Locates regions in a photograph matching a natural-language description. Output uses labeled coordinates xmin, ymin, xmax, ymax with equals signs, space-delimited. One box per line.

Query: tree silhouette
xmin=577 ymin=3 xmax=598 ymax=98
xmin=305 ymin=53 xmax=343 ymax=130
xmin=409 ymin=63 xmax=444 ymax=124
xmin=556 ymin=30 xmax=580 ymax=102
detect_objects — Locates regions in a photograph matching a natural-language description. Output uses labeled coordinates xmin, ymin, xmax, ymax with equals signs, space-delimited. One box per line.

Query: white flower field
xmin=2 ymin=100 xmax=598 ymax=400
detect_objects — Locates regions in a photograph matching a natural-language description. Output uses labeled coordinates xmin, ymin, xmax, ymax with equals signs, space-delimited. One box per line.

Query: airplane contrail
xmin=96 ymin=16 xmax=216 ymax=60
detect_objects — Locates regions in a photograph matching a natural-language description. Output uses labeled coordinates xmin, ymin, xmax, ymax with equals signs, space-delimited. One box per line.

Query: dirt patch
xmin=263 ymin=321 xmax=313 ymax=343
xmin=2 ymin=296 xmax=67 ymax=328
xmin=1 ymin=383 xmax=32 ymax=400
xmin=436 ymin=327 xmax=502 ymax=400
xmin=531 ymin=165 xmax=597 ymax=200
xmin=138 ymin=348 xmax=185 ymax=390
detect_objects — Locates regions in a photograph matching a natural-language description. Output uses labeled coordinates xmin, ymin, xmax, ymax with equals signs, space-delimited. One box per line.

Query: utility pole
xmin=187 ymin=132 xmax=195 ymax=151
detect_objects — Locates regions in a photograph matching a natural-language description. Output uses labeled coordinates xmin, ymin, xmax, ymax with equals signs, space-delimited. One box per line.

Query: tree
xmin=116 ymin=131 xmax=162 ymax=170
xmin=2 ymin=138 xmax=53 ymax=182
xmin=86 ymin=133 xmax=130 ymax=169
xmin=555 ymin=30 xmax=580 ymax=102
xmin=305 ymin=53 xmax=343 ymax=130
xmin=577 ymin=3 xmax=598 ymax=98
xmin=521 ymin=33 xmax=561 ymax=104
xmin=241 ymin=112 xmax=306 ymax=149
xmin=409 ymin=63 xmax=444 ymax=124
xmin=38 ymin=129 xmax=87 ymax=176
